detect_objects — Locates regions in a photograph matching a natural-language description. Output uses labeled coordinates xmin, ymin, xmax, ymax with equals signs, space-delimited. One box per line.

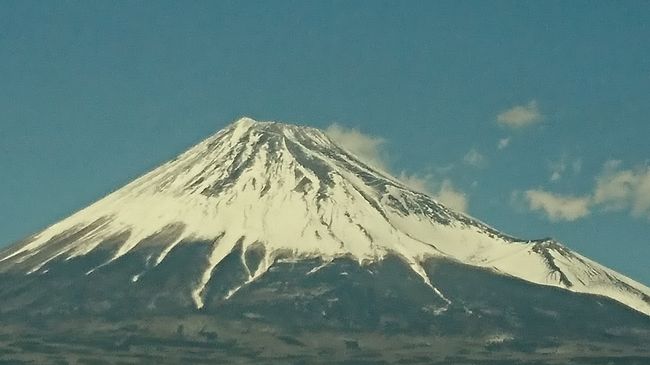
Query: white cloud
xmin=436 ymin=180 xmax=469 ymax=212
xmin=497 ymin=100 xmax=542 ymax=128
xmin=497 ymin=137 xmax=511 ymax=150
xmin=593 ymin=161 xmax=650 ymax=218
xmin=524 ymin=189 xmax=591 ymax=221
xmin=325 ymin=124 xmax=388 ymax=170
xmin=548 ymin=156 xmax=582 ymax=182
xmin=592 ymin=160 xmax=631 ymax=210
xmin=550 ymin=171 xmax=562 ymax=182
xmin=398 ymin=172 xmax=432 ymax=195
xmin=398 ymin=173 xmax=468 ymax=212
xmin=520 ymin=160 xmax=650 ymax=221
xmin=549 ymin=159 xmax=565 ymax=182
xmin=327 ymin=123 xmax=471 ymax=213
xmin=463 ymin=148 xmax=487 ymax=168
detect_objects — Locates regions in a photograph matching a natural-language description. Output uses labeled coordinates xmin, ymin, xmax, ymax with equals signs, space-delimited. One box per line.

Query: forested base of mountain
xmin=0 ymin=316 xmax=648 ymax=365
xmin=1 ymin=255 xmax=648 ymax=364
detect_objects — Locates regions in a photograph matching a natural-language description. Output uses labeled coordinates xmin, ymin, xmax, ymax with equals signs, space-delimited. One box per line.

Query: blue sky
xmin=1 ymin=1 xmax=649 ymax=284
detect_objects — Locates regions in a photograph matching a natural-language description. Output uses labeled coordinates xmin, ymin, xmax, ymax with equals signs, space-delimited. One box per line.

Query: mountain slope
xmin=1 ymin=117 xmax=649 ymax=317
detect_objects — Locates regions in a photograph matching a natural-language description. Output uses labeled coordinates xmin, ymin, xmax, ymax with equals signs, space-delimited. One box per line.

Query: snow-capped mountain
xmin=1 ymin=117 xmax=648 ymax=317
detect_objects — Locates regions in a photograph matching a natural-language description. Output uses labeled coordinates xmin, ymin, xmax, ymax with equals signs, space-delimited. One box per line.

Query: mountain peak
xmin=1 ymin=118 xmax=649 ymax=315
xmin=231 ymin=116 xmax=258 ymax=126
xmin=226 ymin=116 xmax=322 ymax=135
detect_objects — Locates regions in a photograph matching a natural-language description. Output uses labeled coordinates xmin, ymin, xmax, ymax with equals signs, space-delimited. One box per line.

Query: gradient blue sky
xmin=1 ymin=1 xmax=649 ymax=284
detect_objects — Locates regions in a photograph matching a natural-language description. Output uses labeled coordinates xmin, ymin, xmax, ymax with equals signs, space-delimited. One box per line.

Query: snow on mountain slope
xmin=1 ymin=117 xmax=649 ymax=315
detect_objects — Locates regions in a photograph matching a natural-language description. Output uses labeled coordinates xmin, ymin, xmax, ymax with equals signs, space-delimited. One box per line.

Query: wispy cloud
xmin=497 ymin=100 xmax=542 ymax=128
xmin=593 ymin=160 xmax=650 ymax=218
xmin=398 ymin=173 xmax=469 ymax=212
xmin=497 ymin=137 xmax=511 ymax=150
xmin=548 ymin=156 xmax=582 ymax=182
xmin=398 ymin=172 xmax=432 ymax=195
xmin=325 ymin=123 xmax=471 ymax=213
xmin=518 ymin=160 xmax=650 ymax=221
xmin=325 ymin=124 xmax=388 ymax=170
xmin=463 ymin=148 xmax=487 ymax=168
xmin=435 ymin=179 xmax=469 ymax=212
xmin=523 ymin=189 xmax=591 ymax=221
